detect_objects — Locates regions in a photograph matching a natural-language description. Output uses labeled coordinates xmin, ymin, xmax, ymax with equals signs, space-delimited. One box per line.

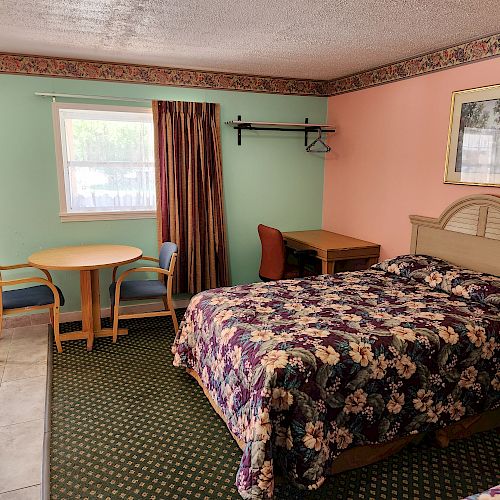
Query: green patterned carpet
xmin=49 ymin=313 xmax=499 ymax=499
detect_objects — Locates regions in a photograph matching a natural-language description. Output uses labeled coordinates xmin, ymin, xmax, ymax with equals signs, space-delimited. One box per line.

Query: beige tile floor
xmin=0 ymin=323 xmax=48 ymax=499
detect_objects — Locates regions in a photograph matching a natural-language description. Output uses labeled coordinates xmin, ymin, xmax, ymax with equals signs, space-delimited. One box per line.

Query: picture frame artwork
xmin=444 ymin=84 xmax=500 ymax=187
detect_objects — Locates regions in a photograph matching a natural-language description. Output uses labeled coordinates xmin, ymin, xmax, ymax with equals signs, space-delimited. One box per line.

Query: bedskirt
xmin=187 ymin=367 xmax=500 ymax=476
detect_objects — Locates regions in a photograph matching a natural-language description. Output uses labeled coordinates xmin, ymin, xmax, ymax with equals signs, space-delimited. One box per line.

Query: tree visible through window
xmin=54 ymin=104 xmax=156 ymax=219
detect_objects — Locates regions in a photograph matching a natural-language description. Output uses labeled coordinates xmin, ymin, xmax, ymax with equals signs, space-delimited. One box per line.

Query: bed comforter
xmin=172 ymin=255 xmax=500 ymax=499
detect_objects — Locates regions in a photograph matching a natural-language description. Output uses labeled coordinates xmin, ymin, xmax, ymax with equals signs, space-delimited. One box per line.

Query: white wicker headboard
xmin=409 ymin=195 xmax=500 ymax=276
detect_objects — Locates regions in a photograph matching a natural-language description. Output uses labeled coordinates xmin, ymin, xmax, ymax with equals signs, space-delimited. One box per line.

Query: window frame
xmin=52 ymin=102 xmax=157 ymax=222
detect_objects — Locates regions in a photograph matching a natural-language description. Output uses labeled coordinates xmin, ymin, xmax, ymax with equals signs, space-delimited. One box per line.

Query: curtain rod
xmin=35 ymin=92 xmax=151 ymax=103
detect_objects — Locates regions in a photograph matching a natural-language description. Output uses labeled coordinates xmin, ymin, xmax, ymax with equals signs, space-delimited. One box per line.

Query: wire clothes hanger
xmin=306 ymin=128 xmax=331 ymax=153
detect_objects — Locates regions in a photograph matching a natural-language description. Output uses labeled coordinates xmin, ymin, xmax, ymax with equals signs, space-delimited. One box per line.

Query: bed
xmin=172 ymin=195 xmax=500 ymax=499
xmin=462 ymin=485 xmax=500 ymax=500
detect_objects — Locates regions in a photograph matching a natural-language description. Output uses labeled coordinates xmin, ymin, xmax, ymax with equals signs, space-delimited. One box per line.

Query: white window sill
xmin=60 ymin=210 xmax=157 ymax=222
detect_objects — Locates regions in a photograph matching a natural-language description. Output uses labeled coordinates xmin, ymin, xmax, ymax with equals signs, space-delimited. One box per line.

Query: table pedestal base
xmin=64 ymin=269 xmax=130 ymax=351
xmin=58 ymin=328 xmax=128 ymax=345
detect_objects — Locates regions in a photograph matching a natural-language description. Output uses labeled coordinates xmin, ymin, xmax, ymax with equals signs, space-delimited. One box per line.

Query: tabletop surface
xmin=283 ymin=230 xmax=379 ymax=250
xmin=28 ymin=244 xmax=143 ymax=271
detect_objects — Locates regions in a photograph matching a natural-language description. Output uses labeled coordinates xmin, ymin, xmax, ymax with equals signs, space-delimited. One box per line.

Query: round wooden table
xmin=29 ymin=244 xmax=142 ymax=351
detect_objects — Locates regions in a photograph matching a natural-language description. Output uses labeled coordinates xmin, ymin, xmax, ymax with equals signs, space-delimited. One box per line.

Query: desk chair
xmin=258 ymin=224 xmax=316 ymax=281
xmin=0 ymin=263 xmax=65 ymax=352
xmin=109 ymin=242 xmax=178 ymax=342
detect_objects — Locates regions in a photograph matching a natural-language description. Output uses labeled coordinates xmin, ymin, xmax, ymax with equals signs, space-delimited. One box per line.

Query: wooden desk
xmin=29 ymin=244 xmax=142 ymax=350
xmin=282 ymin=230 xmax=380 ymax=274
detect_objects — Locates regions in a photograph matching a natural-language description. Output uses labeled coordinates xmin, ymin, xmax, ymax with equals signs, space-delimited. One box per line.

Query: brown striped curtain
xmin=153 ymin=100 xmax=229 ymax=294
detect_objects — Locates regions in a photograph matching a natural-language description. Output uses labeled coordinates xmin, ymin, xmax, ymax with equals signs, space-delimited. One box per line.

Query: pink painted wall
xmin=322 ymin=57 xmax=500 ymax=260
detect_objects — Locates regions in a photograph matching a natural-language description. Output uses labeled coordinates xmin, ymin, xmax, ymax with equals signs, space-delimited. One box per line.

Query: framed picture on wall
xmin=444 ymin=84 xmax=500 ymax=187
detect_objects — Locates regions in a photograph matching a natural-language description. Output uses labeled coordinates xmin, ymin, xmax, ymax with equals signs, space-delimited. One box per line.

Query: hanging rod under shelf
xmin=226 ymin=116 xmax=335 ymax=147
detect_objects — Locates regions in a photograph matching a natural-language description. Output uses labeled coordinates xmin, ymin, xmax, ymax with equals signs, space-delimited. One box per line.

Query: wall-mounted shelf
xmin=225 ymin=116 xmax=335 ymax=148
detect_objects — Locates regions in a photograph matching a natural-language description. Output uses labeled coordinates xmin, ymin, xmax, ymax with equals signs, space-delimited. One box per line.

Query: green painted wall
xmin=0 ymin=74 xmax=326 ymax=311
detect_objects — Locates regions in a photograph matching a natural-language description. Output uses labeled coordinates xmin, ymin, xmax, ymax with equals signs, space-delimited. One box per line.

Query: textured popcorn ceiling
xmin=0 ymin=0 xmax=499 ymax=80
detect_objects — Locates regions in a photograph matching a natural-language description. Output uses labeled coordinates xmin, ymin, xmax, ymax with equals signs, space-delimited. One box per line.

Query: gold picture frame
xmin=444 ymin=84 xmax=500 ymax=187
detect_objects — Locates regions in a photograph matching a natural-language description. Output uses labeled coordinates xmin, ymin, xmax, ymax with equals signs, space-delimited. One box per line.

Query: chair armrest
xmin=0 ymin=263 xmax=32 ymax=271
xmin=141 ymin=256 xmax=160 ymax=263
xmin=115 ymin=266 xmax=170 ymax=285
xmin=112 ymin=256 xmax=160 ymax=282
xmin=0 ymin=276 xmax=61 ymax=306
xmin=0 ymin=263 xmax=52 ymax=282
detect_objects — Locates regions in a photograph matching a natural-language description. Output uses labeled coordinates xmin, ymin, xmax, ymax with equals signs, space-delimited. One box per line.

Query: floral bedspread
xmin=462 ymin=485 xmax=500 ymax=500
xmin=172 ymin=256 xmax=500 ymax=499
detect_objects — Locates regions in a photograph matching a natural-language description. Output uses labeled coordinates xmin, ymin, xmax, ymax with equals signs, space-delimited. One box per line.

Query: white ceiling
xmin=0 ymin=0 xmax=499 ymax=80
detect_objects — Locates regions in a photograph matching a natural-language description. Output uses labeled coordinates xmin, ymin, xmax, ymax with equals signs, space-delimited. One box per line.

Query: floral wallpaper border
xmin=0 ymin=52 xmax=327 ymax=96
xmin=325 ymin=33 xmax=500 ymax=96
xmin=0 ymin=33 xmax=498 ymax=96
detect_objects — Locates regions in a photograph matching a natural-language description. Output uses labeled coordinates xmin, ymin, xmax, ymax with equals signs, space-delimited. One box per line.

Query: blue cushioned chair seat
xmin=2 ymin=285 xmax=65 ymax=310
xmin=109 ymin=280 xmax=167 ymax=304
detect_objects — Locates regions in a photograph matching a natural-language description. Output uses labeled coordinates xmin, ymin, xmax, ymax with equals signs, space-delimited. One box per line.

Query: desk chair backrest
xmin=159 ymin=242 xmax=178 ymax=272
xmin=258 ymin=224 xmax=286 ymax=281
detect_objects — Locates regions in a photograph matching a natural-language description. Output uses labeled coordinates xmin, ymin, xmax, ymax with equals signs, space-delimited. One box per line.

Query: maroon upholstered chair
xmin=258 ymin=224 xmax=316 ymax=281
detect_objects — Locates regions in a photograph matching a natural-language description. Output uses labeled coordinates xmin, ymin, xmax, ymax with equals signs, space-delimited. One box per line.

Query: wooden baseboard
xmin=2 ymin=298 xmax=192 ymax=330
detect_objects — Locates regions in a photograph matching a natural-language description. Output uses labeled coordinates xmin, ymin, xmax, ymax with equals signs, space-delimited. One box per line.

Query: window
xmin=462 ymin=126 xmax=499 ymax=177
xmin=53 ymin=103 xmax=156 ymax=221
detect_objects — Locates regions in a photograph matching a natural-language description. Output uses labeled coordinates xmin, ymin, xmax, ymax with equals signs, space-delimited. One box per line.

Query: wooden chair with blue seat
xmin=109 ymin=242 xmax=178 ymax=342
xmin=0 ymin=263 xmax=65 ymax=352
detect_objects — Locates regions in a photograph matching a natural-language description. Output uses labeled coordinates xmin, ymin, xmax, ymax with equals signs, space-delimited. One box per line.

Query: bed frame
xmin=410 ymin=194 xmax=500 ymax=276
